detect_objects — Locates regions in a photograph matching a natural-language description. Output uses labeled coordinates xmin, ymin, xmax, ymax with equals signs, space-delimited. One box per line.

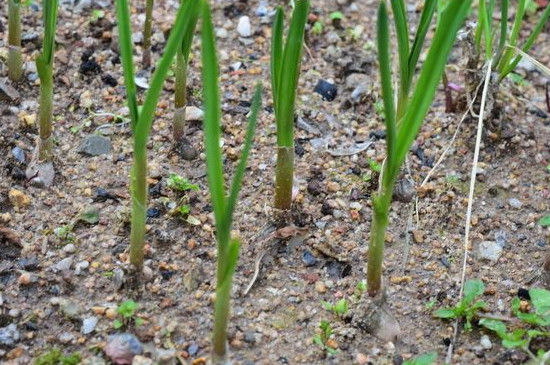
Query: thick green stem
xmin=129 ymin=143 xmax=148 ymax=269
xmin=174 ymin=50 xmax=187 ymax=142
xmin=8 ymin=0 xmax=23 ymax=82
xmin=274 ymin=146 xmax=294 ymax=212
xmin=142 ymin=0 xmax=154 ymax=68
xmin=212 ymin=262 xmax=231 ymax=364
xmin=38 ymin=68 xmax=53 ymax=161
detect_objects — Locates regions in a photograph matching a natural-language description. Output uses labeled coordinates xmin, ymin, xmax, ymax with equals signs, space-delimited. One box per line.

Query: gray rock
xmin=75 ymin=261 xmax=90 ymax=275
xmin=508 ymin=198 xmax=523 ymax=209
xmin=477 ymin=241 xmax=503 ymax=262
xmin=82 ymin=316 xmax=99 ymax=334
xmin=0 ymin=324 xmax=20 ymax=347
xmin=79 ymin=135 xmax=112 ymax=156
xmin=216 ymin=28 xmax=228 ymax=38
xmin=480 ymin=334 xmax=492 ymax=349
xmin=60 ymin=300 xmax=82 ymax=320
xmin=26 ymin=161 xmax=55 ymax=187
xmin=104 ymin=333 xmax=143 ymax=365
xmin=495 ymin=230 xmax=508 ymax=248
xmin=237 ymin=16 xmax=252 ymax=37
xmin=185 ymin=106 xmax=204 ymax=121
xmin=63 ymin=244 xmax=76 ymax=253
xmin=11 ymin=147 xmax=25 ymax=163
xmin=0 ymin=82 xmax=20 ymax=103
xmin=156 ymin=348 xmax=177 ymax=365
xmin=59 ymin=331 xmax=75 ymax=344
xmin=55 ymin=257 xmax=73 ymax=271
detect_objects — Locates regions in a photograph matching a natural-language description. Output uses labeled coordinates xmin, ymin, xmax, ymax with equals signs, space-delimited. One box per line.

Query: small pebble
xmin=82 ymin=316 xmax=99 ymax=334
xmin=302 ymin=250 xmax=317 ymax=267
xmin=237 ymin=16 xmax=252 ymax=37
xmin=314 ymin=80 xmax=338 ymax=101
xmin=480 ymin=335 xmax=492 ymax=349
xmin=315 ymin=281 xmax=326 ymax=293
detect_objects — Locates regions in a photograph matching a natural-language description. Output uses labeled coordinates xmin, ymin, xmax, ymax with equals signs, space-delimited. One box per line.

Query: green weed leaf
xmin=539 ymin=215 xmax=550 ymax=227
xmin=403 ymin=352 xmax=437 ymax=365
xmin=435 ymin=308 xmax=456 ymax=318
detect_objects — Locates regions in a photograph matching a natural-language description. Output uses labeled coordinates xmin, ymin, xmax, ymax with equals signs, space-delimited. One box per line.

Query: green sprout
xmin=480 ymin=288 xmax=550 ymax=361
xmin=115 ymin=0 xmax=201 ymax=271
xmin=36 ymin=0 xmax=59 ymax=161
xmin=475 ymin=0 xmax=550 ymax=81
xmin=142 ymin=0 xmax=154 ymax=68
xmin=322 ymin=298 xmax=349 ymax=318
xmin=313 ymin=320 xmax=338 ymax=356
xmin=435 ymin=279 xmax=487 ymax=330
xmin=329 ymin=11 xmax=344 ymax=20
xmin=271 ymin=0 xmax=309 ymax=215
xmin=8 ymin=0 xmax=23 ymax=82
xmin=366 ymin=0 xmax=471 ymax=299
xmin=90 ymin=9 xmax=105 ymax=22
xmin=200 ymin=3 xmax=263 ymax=363
xmin=113 ymin=299 xmax=144 ymax=329
xmin=166 ymin=173 xmax=199 ymax=192
xmin=35 ymin=349 xmax=81 ymax=365
xmin=403 ymin=353 xmax=437 ymax=365
xmin=311 ymin=21 xmax=324 ymax=35
xmin=174 ymin=0 xmax=199 ymax=144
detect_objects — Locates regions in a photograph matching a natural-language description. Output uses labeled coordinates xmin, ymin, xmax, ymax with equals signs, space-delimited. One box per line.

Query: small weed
xmin=435 ymin=279 xmax=487 ymax=330
xmin=329 ymin=11 xmax=344 ymax=20
xmin=54 ymin=224 xmax=75 ymax=244
xmin=166 ymin=173 xmax=199 ymax=192
xmin=90 ymin=9 xmax=105 ymax=22
xmin=113 ymin=299 xmax=143 ymax=329
xmin=35 ymin=349 xmax=81 ymax=365
xmin=313 ymin=320 xmax=338 ymax=356
xmin=403 ymin=352 xmax=437 ymax=365
xmin=312 ymin=21 xmax=324 ymax=35
xmin=322 ymin=298 xmax=348 ymax=318
xmin=354 ymin=279 xmax=367 ymax=298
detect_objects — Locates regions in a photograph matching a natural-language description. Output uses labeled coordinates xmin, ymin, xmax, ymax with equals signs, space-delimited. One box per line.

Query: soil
xmin=1 ymin=0 xmax=550 ymax=364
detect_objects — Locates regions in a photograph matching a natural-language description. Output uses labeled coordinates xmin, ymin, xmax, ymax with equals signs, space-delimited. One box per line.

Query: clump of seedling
xmin=35 ymin=348 xmax=81 ymax=365
xmin=435 ymin=279 xmax=487 ymax=330
xmin=166 ymin=173 xmax=199 ymax=192
xmin=353 ymin=0 xmax=472 ymax=341
xmin=322 ymin=298 xmax=349 ymax=319
xmin=53 ymin=205 xmax=99 ymax=245
xmin=313 ymin=320 xmax=338 ymax=356
xmin=113 ymin=299 xmax=144 ymax=329
xmin=115 ymin=0 xmax=200 ymax=273
xmin=36 ymin=0 xmax=59 ymax=161
xmin=480 ymin=288 xmax=550 ymax=361
xmin=271 ymin=0 xmax=309 ymax=218
xmin=8 ymin=0 xmax=23 ymax=82
xmin=165 ymin=173 xmax=199 ymax=222
xmin=199 ymin=2 xmax=263 ymax=363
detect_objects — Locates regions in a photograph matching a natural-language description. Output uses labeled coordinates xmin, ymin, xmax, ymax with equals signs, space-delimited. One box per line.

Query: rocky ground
xmin=1 ymin=0 xmax=550 ymax=364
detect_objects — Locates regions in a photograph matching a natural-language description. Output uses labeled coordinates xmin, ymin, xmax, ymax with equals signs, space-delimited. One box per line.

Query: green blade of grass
xmin=271 ymin=7 xmax=283 ymax=122
xmin=408 ymin=0 xmax=436 ymax=78
xmin=494 ymin=0 xmax=509 ymax=65
xmin=377 ymin=2 xmax=396 ymax=174
xmin=200 ymin=0 xmax=226 ymax=244
xmin=225 ymin=84 xmax=262 ymax=222
xmin=501 ymin=3 xmax=550 ymax=78
xmin=391 ymin=0 xmax=410 ymax=118
xmin=115 ymin=0 xmax=139 ymax=131
xmin=498 ymin=0 xmax=526 ymax=74
xmin=479 ymin=0 xmax=493 ymax=60
xmin=395 ymin=0 xmax=472 ymax=166
xmin=43 ymin=0 xmax=59 ymax=64
xmin=276 ymin=0 xmax=309 ymax=147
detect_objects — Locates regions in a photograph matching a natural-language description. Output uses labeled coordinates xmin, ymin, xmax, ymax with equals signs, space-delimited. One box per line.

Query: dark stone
xmin=295 ymin=140 xmax=305 ymax=157
xmin=102 ymin=74 xmax=118 ymax=87
xmin=19 ymin=256 xmax=40 ymax=271
xmin=369 ymin=130 xmax=386 ymax=140
xmin=517 ymin=288 xmax=530 ymax=301
xmin=78 ymin=135 xmax=111 ymax=156
xmin=314 ymin=80 xmax=338 ymax=101
xmin=321 ymin=201 xmax=333 ymax=215
xmin=80 ymin=50 xmax=102 ymax=75
xmin=187 ymin=342 xmax=199 ymax=356
xmin=160 ymin=270 xmax=173 ymax=280
xmin=146 ymin=208 xmax=160 ymax=218
xmin=307 ymin=180 xmax=322 ymax=196
xmin=301 ymin=250 xmax=317 ymax=267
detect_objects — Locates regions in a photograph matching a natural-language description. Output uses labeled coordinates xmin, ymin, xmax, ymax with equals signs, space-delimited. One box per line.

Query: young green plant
xmin=366 ymin=0 xmax=471 ymax=298
xmin=271 ymin=0 xmax=309 ymax=214
xmin=36 ymin=0 xmax=59 ymax=161
xmin=8 ymin=0 xmax=23 ymax=82
xmin=142 ymin=0 xmax=154 ymax=68
xmin=174 ymin=0 xmax=199 ymax=143
xmin=115 ymin=0 xmax=201 ymax=270
xmin=200 ymin=3 xmax=263 ymax=363
xmin=475 ymin=0 xmax=550 ymax=80
xmin=435 ymin=279 xmax=487 ymax=330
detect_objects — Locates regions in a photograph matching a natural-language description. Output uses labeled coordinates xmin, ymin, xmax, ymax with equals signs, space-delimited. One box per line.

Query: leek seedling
xmin=174 ymin=0 xmax=199 ymax=144
xmin=366 ymin=0 xmax=471 ymax=303
xmin=271 ymin=0 xmax=309 ymax=215
xmin=201 ymin=4 xmax=263 ymax=363
xmin=115 ymin=0 xmax=200 ymax=271
xmin=142 ymin=0 xmax=154 ymax=68
xmin=475 ymin=0 xmax=550 ymax=81
xmin=8 ymin=0 xmax=23 ymax=82
xmin=36 ymin=0 xmax=59 ymax=161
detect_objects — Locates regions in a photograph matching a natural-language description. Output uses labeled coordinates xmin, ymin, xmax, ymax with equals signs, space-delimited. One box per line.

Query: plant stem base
xmin=351 ymin=287 xmax=401 ymax=342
